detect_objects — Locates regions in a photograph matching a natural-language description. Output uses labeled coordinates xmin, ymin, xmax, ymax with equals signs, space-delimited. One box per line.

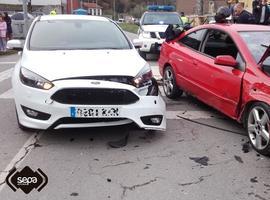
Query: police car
xmin=137 ymin=5 xmax=183 ymax=59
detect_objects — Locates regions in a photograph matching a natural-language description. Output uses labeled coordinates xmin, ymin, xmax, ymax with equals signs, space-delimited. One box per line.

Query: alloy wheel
xmin=248 ymin=106 xmax=270 ymax=150
xmin=163 ymin=68 xmax=174 ymax=96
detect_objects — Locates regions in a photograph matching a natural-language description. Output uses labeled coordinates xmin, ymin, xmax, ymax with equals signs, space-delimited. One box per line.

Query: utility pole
xmin=196 ymin=0 xmax=203 ymax=15
xmin=71 ymin=0 xmax=74 ymax=14
xmin=22 ymin=0 xmax=28 ymax=38
xmin=96 ymin=0 xmax=98 ymax=15
xmin=113 ymin=0 xmax=116 ymax=20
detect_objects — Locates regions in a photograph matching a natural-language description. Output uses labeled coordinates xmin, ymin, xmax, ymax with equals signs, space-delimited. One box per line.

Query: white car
xmin=8 ymin=15 xmax=166 ymax=131
xmin=137 ymin=11 xmax=183 ymax=59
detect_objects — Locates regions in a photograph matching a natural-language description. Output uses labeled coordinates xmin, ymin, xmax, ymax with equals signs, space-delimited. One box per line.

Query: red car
xmin=159 ymin=24 xmax=270 ymax=156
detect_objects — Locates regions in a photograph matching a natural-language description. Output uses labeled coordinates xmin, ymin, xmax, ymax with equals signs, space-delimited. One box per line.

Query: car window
xmin=239 ymin=31 xmax=270 ymax=63
xmin=142 ymin=12 xmax=182 ymax=25
xmin=262 ymin=57 xmax=270 ymax=76
xmin=29 ymin=20 xmax=131 ymax=50
xmin=202 ymin=30 xmax=239 ymax=59
xmin=179 ymin=29 xmax=206 ymax=51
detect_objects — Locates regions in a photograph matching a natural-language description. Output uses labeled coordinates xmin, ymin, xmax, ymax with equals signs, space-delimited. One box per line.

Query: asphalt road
xmin=0 ymin=41 xmax=269 ymax=200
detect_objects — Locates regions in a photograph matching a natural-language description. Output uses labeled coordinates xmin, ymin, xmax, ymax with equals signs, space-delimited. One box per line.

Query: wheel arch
xmin=240 ymin=100 xmax=269 ymax=128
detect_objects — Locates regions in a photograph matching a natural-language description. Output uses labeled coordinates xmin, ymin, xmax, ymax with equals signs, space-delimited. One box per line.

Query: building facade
xmin=176 ymin=0 xmax=227 ymax=15
xmin=0 ymin=0 xmax=67 ymax=14
xmin=66 ymin=0 xmax=102 ymax=15
xmin=176 ymin=0 xmax=270 ymax=15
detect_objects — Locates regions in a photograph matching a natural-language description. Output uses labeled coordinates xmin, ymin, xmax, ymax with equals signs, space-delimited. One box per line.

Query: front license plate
xmin=70 ymin=107 xmax=120 ymax=118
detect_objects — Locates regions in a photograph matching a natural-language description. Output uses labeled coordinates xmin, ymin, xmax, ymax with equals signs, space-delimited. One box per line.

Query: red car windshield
xmin=239 ymin=31 xmax=270 ymax=65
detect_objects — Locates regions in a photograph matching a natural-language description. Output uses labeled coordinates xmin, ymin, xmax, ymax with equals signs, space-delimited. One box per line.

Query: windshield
xmin=142 ymin=13 xmax=182 ymax=25
xmin=239 ymin=31 xmax=270 ymax=64
xmin=29 ymin=20 xmax=131 ymax=50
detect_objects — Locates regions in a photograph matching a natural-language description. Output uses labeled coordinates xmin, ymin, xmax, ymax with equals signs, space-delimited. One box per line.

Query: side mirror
xmin=214 ymin=55 xmax=238 ymax=67
xmin=7 ymin=40 xmax=24 ymax=51
xmin=133 ymin=39 xmax=142 ymax=49
xmin=135 ymin=21 xmax=140 ymax=26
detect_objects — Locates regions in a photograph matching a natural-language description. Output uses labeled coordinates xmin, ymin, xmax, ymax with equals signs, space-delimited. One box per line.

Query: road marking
xmin=0 ymin=68 xmax=13 ymax=83
xmin=0 ymin=132 xmax=43 ymax=193
xmin=166 ymin=110 xmax=221 ymax=120
xmin=0 ymin=89 xmax=13 ymax=99
xmin=0 ymin=62 xmax=16 ymax=65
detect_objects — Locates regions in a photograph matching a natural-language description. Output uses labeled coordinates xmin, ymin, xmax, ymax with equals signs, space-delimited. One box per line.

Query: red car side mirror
xmin=214 ymin=55 xmax=238 ymax=67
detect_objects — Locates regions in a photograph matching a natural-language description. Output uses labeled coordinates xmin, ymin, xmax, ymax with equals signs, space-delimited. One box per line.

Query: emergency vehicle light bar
xmin=147 ymin=5 xmax=175 ymax=12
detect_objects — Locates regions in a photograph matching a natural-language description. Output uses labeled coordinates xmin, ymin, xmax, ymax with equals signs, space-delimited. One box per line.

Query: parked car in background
xmin=136 ymin=5 xmax=183 ymax=59
xmin=31 ymin=11 xmax=45 ymax=18
xmin=11 ymin=12 xmax=34 ymax=39
xmin=8 ymin=15 xmax=166 ymax=131
xmin=159 ymin=24 xmax=270 ymax=156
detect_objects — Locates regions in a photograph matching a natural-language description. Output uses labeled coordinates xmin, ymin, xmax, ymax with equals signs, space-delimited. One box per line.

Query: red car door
xmin=194 ymin=29 xmax=245 ymax=118
xmin=171 ymin=29 xmax=207 ymax=94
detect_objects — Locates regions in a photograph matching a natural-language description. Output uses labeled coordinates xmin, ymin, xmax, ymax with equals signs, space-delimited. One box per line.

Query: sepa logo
xmin=6 ymin=166 xmax=48 ymax=194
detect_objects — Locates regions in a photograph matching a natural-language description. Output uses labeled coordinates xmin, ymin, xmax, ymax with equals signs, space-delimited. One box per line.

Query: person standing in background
xmin=234 ymin=3 xmax=256 ymax=24
xmin=254 ymin=0 xmax=270 ymax=25
xmin=253 ymin=0 xmax=261 ymax=22
xmin=180 ymin=12 xmax=188 ymax=24
xmin=0 ymin=14 xmax=7 ymax=52
xmin=227 ymin=0 xmax=239 ymax=15
xmin=3 ymin=12 xmax=12 ymax=40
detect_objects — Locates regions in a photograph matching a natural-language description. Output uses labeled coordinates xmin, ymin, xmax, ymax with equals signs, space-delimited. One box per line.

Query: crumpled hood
xmin=141 ymin=25 xmax=169 ymax=32
xmin=20 ymin=49 xmax=146 ymax=81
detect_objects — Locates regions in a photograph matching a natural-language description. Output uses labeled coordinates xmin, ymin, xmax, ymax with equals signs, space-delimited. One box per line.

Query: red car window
xmin=179 ymin=29 xmax=206 ymax=51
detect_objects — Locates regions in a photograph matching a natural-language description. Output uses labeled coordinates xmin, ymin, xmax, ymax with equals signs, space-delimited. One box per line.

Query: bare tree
xmin=196 ymin=0 xmax=203 ymax=15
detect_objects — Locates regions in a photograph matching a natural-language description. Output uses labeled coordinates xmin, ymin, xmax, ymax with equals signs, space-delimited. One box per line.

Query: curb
xmin=0 ymin=50 xmax=18 ymax=56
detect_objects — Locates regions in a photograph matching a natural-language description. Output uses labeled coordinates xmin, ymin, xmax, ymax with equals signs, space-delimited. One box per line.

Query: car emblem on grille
xmin=90 ymin=81 xmax=101 ymax=85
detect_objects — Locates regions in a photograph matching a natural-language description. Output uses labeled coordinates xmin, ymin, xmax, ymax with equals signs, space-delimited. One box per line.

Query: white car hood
xmin=141 ymin=25 xmax=169 ymax=32
xmin=20 ymin=50 xmax=146 ymax=81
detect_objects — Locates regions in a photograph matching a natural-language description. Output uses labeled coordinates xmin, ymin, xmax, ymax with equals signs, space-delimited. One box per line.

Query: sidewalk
xmin=0 ymin=50 xmax=18 ymax=56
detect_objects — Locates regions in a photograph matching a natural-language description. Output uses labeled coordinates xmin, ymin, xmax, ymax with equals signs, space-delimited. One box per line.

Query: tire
xmin=245 ymin=102 xmax=270 ymax=156
xmin=163 ymin=66 xmax=183 ymax=99
xmin=138 ymin=50 xmax=147 ymax=60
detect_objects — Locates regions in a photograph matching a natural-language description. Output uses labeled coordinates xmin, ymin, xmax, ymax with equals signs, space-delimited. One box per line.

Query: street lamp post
xmin=22 ymin=0 xmax=28 ymax=38
xmin=196 ymin=0 xmax=203 ymax=15
xmin=113 ymin=0 xmax=116 ymax=20
xmin=96 ymin=0 xmax=98 ymax=15
xmin=70 ymin=0 xmax=74 ymax=14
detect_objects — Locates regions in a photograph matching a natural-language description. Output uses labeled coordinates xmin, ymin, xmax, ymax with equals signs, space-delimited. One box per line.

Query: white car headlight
xmin=20 ymin=67 xmax=54 ymax=90
xmin=132 ymin=64 xmax=153 ymax=88
xmin=142 ymin=31 xmax=151 ymax=39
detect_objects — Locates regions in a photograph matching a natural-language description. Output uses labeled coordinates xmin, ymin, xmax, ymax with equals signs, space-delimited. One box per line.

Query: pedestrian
xmin=50 ymin=9 xmax=57 ymax=15
xmin=227 ymin=0 xmax=239 ymax=15
xmin=215 ymin=6 xmax=231 ymax=23
xmin=253 ymin=0 xmax=261 ymax=21
xmin=253 ymin=0 xmax=270 ymax=25
xmin=3 ymin=12 xmax=12 ymax=40
xmin=234 ymin=3 xmax=255 ymax=24
xmin=0 ymin=14 xmax=7 ymax=52
xmin=180 ymin=12 xmax=188 ymax=24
